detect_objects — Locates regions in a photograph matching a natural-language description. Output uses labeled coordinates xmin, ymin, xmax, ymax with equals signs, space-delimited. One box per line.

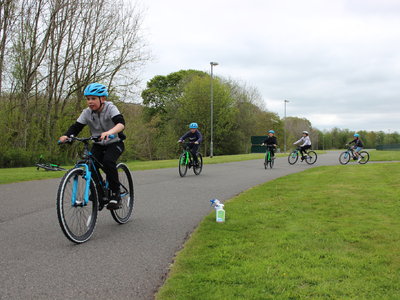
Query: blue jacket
xmin=180 ymin=130 xmax=203 ymax=143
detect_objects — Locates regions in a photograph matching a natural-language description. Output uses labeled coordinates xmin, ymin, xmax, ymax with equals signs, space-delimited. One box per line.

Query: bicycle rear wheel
xmin=56 ymin=168 xmax=98 ymax=244
xmin=288 ymin=151 xmax=298 ymax=165
xmin=178 ymin=153 xmax=188 ymax=177
xmin=358 ymin=151 xmax=370 ymax=164
xmin=269 ymin=157 xmax=274 ymax=168
xmin=111 ymin=163 xmax=134 ymax=224
xmin=305 ymin=151 xmax=317 ymax=165
xmin=193 ymin=153 xmax=203 ymax=175
xmin=339 ymin=151 xmax=350 ymax=165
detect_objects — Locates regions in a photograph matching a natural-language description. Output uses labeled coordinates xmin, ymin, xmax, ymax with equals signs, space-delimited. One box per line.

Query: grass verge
xmin=367 ymin=150 xmax=400 ymax=161
xmin=0 ymin=152 xmax=288 ymax=184
xmin=156 ymin=163 xmax=400 ymax=299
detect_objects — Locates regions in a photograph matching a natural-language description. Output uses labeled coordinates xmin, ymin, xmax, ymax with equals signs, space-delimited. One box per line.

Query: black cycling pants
xmin=188 ymin=143 xmax=200 ymax=164
xmin=300 ymin=145 xmax=311 ymax=157
xmin=91 ymin=142 xmax=125 ymax=193
xmin=266 ymin=146 xmax=275 ymax=157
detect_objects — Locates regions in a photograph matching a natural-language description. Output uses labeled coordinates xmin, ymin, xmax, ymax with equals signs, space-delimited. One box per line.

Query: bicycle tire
xmin=288 ymin=151 xmax=298 ymax=165
xmin=339 ymin=151 xmax=350 ymax=165
xmin=269 ymin=157 xmax=274 ymax=168
xmin=36 ymin=162 xmax=66 ymax=171
xmin=178 ymin=153 xmax=188 ymax=177
xmin=358 ymin=151 xmax=370 ymax=164
xmin=193 ymin=153 xmax=203 ymax=175
xmin=111 ymin=163 xmax=134 ymax=224
xmin=305 ymin=151 xmax=317 ymax=165
xmin=264 ymin=152 xmax=268 ymax=169
xmin=56 ymin=168 xmax=98 ymax=244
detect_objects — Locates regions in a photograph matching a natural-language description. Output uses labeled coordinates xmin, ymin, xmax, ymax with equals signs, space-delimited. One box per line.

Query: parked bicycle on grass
xmin=35 ymin=154 xmax=66 ymax=171
xmin=56 ymin=135 xmax=134 ymax=243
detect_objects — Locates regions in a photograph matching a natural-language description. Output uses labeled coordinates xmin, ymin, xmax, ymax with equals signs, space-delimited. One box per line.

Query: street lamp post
xmin=284 ymin=100 xmax=289 ymax=153
xmin=210 ymin=62 xmax=218 ymax=158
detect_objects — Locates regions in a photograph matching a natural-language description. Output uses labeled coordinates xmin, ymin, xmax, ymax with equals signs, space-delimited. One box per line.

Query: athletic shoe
xmin=107 ymin=191 xmax=121 ymax=210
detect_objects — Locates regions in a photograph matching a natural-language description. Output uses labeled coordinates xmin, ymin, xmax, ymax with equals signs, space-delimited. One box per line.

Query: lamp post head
xmin=210 ymin=62 xmax=219 ymax=66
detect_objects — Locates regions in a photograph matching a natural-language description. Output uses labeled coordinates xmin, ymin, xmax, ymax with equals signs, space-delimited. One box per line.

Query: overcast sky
xmin=137 ymin=0 xmax=400 ymax=132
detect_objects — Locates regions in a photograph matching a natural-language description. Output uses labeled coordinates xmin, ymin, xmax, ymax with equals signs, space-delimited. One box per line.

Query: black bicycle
xmin=339 ymin=145 xmax=370 ymax=165
xmin=56 ymin=135 xmax=134 ymax=243
xmin=178 ymin=142 xmax=203 ymax=177
xmin=288 ymin=147 xmax=317 ymax=165
xmin=263 ymin=145 xmax=275 ymax=169
xmin=35 ymin=154 xmax=66 ymax=171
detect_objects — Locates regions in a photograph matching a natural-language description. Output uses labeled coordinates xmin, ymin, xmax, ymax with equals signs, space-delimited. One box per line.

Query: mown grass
xmin=368 ymin=150 xmax=400 ymax=161
xmin=157 ymin=163 xmax=400 ymax=300
xmin=0 ymin=152 xmax=288 ymax=184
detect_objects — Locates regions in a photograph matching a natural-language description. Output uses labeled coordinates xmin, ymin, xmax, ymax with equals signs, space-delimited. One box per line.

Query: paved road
xmin=0 ymin=151 xmax=341 ymax=299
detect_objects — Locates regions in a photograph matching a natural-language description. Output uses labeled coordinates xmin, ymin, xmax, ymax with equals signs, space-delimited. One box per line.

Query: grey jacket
xmin=77 ymin=101 xmax=122 ymax=145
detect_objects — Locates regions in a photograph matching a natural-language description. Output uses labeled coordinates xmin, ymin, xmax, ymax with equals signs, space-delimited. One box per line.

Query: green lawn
xmin=367 ymin=150 xmax=400 ymax=161
xmin=157 ymin=163 xmax=400 ymax=299
xmin=0 ymin=152 xmax=287 ymax=184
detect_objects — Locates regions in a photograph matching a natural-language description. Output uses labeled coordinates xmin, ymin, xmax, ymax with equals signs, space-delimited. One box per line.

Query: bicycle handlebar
xmin=58 ymin=134 xmax=116 ymax=144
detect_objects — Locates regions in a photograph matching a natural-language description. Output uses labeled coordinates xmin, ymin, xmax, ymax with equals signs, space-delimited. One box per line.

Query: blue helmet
xmin=189 ymin=122 xmax=198 ymax=129
xmin=354 ymin=133 xmax=360 ymax=137
xmin=84 ymin=83 xmax=108 ymax=97
xmin=268 ymin=130 xmax=275 ymax=134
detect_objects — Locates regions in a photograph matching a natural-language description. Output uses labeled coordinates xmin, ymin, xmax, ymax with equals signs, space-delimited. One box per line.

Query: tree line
xmin=0 ymin=1 xmax=398 ymax=168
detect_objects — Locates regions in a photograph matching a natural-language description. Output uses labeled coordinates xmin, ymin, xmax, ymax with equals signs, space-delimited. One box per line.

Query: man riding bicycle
xmin=261 ymin=130 xmax=277 ymax=158
xmin=178 ymin=123 xmax=203 ymax=167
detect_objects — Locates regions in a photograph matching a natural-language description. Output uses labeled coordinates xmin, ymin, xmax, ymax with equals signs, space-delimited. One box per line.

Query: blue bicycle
xmin=56 ymin=135 xmax=134 ymax=243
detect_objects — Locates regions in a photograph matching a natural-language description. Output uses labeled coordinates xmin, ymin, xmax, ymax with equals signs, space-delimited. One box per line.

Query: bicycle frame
xmin=180 ymin=144 xmax=195 ymax=165
xmin=69 ymin=138 xmax=110 ymax=207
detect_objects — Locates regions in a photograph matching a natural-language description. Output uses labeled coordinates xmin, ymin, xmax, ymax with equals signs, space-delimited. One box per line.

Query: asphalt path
xmin=0 ymin=151 xmax=342 ymax=299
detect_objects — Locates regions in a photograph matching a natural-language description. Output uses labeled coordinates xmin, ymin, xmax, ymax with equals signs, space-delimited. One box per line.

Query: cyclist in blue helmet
xmin=348 ymin=133 xmax=364 ymax=162
xmin=59 ymin=83 xmax=126 ymax=210
xmin=178 ymin=123 xmax=203 ymax=167
xmin=261 ymin=130 xmax=278 ymax=158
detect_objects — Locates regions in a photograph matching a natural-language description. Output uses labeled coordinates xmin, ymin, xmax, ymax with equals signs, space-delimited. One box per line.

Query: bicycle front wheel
xmin=193 ymin=153 xmax=203 ymax=175
xmin=56 ymin=168 xmax=98 ymax=244
xmin=269 ymin=156 xmax=274 ymax=168
xmin=288 ymin=151 xmax=298 ymax=165
xmin=264 ymin=153 xmax=268 ymax=169
xmin=305 ymin=151 xmax=317 ymax=165
xmin=111 ymin=163 xmax=134 ymax=224
xmin=358 ymin=151 xmax=370 ymax=164
xmin=339 ymin=151 xmax=350 ymax=165
xmin=178 ymin=153 xmax=188 ymax=177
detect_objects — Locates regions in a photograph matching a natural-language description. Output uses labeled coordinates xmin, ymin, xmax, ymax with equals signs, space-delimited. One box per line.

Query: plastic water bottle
xmin=210 ymin=199 xmax=225 ymax=223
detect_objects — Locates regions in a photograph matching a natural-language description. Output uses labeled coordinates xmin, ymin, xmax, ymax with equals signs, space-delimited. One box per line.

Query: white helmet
xmin=302 ymin=131 xmax=309 ymax=135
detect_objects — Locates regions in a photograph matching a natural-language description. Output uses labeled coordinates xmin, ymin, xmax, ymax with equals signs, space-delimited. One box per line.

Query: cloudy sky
xmin=138 ymin=0 xmax=400 ymax=132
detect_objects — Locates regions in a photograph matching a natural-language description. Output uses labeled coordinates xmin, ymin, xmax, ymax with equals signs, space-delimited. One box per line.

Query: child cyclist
xmin=348 ymin=133 xmax=364 ymax=162
xmin=261 ymin=130 xmax=277 ymax=158
xmin=293 ymin=131 xmax=312 ymax=161
xmin=58 ymin=83 xmax=126 ymax=210
xmin=178 ymin=123 xmax=203 ymax=167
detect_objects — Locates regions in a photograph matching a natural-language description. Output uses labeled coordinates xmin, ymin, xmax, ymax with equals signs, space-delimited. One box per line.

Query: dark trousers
xmin=266 ymin=146 xmax=275 ymax=157
xmin=188 ymin=143 xmax=200 ymax=164
xmin=91 ymin=142 xmax=124 ymax=193
xmin=300 ymin=145 xmax=311 ymax=157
